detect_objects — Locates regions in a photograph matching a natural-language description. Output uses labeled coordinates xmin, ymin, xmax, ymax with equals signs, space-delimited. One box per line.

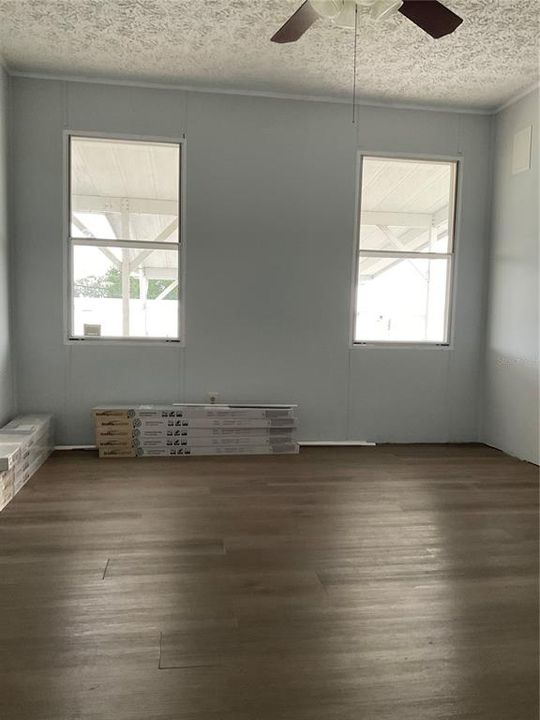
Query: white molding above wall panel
xmin=7 ymin=70 xmax=493 ymax=116
xmin=496 ymin=81 xmax=540 ymax=114
xmin=300 ymin=441 xmax=376 ymax=446
xmin=55 ymin=445 xmax=96 ymax=450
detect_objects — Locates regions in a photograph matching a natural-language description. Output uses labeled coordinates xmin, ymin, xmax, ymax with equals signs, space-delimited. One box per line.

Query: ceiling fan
xmin=271 ymin=0 xmax=463 ymax=43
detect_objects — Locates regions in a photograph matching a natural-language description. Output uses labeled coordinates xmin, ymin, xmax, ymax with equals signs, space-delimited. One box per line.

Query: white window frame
xmin=350 ymin=151 xmax=460 ymax=349
xmin=63 ymin=130 xmax=186 ymax=346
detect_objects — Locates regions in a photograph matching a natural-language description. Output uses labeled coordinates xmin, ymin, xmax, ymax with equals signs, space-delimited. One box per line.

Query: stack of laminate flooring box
xmin=94 ymin=404 xmax=299 ymax=458
xmin=0 ymin=415 xmax=55 ymax=511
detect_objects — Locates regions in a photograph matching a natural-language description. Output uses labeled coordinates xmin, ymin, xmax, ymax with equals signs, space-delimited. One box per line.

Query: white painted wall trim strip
xmin=299 ymin=441 xmax=376 ymax=446
xmin=55 ymin=445 xmax=96 ymax=450
xmin=8 ymin=69 xmax=491 ymax=116
xmin=496 ymin=81 xmax=540 ymax=114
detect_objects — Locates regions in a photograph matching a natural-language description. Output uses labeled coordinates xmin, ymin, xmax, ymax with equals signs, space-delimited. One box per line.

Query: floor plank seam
xmin=159 ymin=663 xmax=221 ymax=671
xmin=101 ymin=558 xmax=110 ymax=580
xmin=315 ymin=571 xmax=330 ymax=594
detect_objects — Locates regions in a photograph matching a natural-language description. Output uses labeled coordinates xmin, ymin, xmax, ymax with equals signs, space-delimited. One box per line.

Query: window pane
xmin=359 ymin=157 xmax=455 ymax=254
xmin=70 ymin=138 xmax=179 ymax=243
xmin=72 ymin=245 xmax=179 ymax=339
xmin=355 ymin=255 xmax=450 ymax=343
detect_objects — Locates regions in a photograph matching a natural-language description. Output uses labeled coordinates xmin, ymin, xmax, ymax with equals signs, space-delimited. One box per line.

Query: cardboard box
xmin=96 ymin=438 xmax=134 ymax=448
xmin=0 ymin=426 xmax=52 ymax=452
xmin=135 ymin=407 xmax=295 ymax=420
xmin=94 ymin=405 xmax=298 ymax=459
xmin=95 ymin=418 xmax=132 ymax=427
xmin=93 ymin=409 xmax=131 ymax=420
xmin=0 ymin=415 xmax=53 ymax=439
xmin=132 ymin=434 xmax=297 ymax=449
xmin=137 ymin=443 xmax=299 ymax=457
xmin=0 ymin=434 xmax=32 ymax=460
xmin=99 ymin=447 xmax=137 ymax=458
xmin=1 ymin=414 xmax=52 ymax=429
xmin=0 ymin=443 xmax=22 ymax=471
xmin=0 ymin=468 xmax=14 ymax=509
xmin=20 ymin=449 xmax=50 ymax=486
xmin=96 ymin=428 xmax=133 ymax=441
xmin=132 ymin=417 xmax=297 ymax=429
xmin=0 ymin=415 xmax=54 ymax=507
xmin=132 ymin=425 xmax=296 ymax=439
xmin=13 ymin=471 xmax=27 ymax=494
xmin=94 ymin=404 xmax=297 ymax=420
xmin=0 ymin=492 xmax=11 ymax=511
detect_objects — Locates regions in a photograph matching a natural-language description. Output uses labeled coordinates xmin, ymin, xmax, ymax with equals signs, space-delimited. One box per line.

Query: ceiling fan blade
xmin=271 ymin=1 xmax=319 ymax=43
xmin=398 ymin=1 xmax=463 ymax=38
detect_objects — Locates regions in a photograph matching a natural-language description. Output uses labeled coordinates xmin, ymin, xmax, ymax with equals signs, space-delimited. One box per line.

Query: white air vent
xmin=512 ymin=125 xmax=532 ymax=175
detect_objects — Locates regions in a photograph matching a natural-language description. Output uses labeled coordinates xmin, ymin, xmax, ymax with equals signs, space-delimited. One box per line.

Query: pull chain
xmin=352 ymin=4 xmax=358 ymax=124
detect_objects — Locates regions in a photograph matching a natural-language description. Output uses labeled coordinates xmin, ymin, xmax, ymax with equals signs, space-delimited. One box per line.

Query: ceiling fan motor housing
xmin=309 ymin=1 xmax=345 ymax=19
xmin=271 ymin=0 xmax=463 ymax=44
xmin=310 ymin=0 xmax=403 ymax=28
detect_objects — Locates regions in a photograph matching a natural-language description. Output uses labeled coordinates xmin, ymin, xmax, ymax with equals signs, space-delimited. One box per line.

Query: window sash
xmin=355 ymin=253 xmax=454 ymax=346
xmin=68 ymin=238 xmax=181 ymax=341
xmin=70 ymin=237 xmax=179 ymax=251
xmin=67 ymin=134 xmax=182 ymax=342
xmin=353 ymin=155 xmax=458 ymax=346
xmin=358 ymin=249 xmax=452 ymax=261
xmin=358 ymin=157 xmax=458 ymax=254
xmin=69 ymin=135 xmax=182 ymax=246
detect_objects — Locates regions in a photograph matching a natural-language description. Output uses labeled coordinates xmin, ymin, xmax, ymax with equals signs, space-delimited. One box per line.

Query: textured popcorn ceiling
xmin=0 ymin=0 xmax=538 ymax=110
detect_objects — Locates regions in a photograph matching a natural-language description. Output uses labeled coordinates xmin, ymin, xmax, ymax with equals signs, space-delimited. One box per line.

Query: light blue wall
xmin=482 ymin=89 xmax=539 ymax=464
xmin=10 ymin=77 xmax=492 ymax=445
xmin=0 ymin=68 xmax=14 ymax=426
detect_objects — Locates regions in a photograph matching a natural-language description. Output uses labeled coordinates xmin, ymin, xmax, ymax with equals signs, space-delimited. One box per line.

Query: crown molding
xmin=8 ymin=69 xmax=494 ymax=116
xmin=495 ymin=81 xmax=540 ymax=114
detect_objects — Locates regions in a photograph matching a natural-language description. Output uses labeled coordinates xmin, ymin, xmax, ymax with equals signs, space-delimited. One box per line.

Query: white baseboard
xmin=54 ymin=445 xmax=96 ymax=450
xmin=299 ymin=441 xmax=375 ymax=446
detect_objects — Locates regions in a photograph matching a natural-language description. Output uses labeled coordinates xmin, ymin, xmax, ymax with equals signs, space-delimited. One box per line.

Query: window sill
xmin=351 ymin=342 xmax=452 ymax=350
xmin=66 ymin=337 xmax=184 ymax=348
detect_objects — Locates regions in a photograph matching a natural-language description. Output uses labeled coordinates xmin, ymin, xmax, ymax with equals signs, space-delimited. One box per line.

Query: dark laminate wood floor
xmin=0 ymin=445 xmax=538 ymax=720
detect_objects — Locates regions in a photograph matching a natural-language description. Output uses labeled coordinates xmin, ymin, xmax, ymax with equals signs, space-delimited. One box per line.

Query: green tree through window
xmin=74 ymin=267 xmax=178 ymax=299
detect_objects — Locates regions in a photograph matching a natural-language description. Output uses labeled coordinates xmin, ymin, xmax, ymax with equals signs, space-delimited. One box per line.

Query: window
xmin=353 ymin=156 xmax=457 ymax=345
xmin=68 ymin=135 xmax=181 ymax=341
